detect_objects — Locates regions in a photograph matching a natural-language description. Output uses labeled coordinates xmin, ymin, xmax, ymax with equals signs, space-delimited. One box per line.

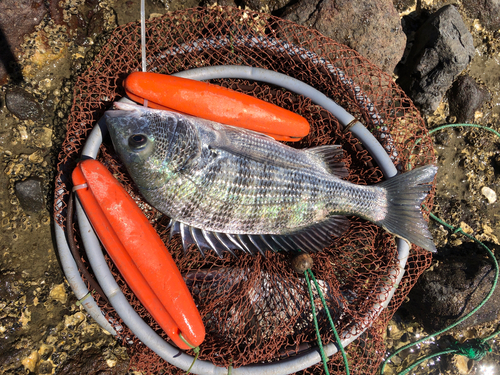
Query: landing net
xmin=54 ymin=6 xmax=435 ymax=374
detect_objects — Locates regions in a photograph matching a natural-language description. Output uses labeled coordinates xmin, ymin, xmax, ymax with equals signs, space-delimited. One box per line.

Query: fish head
xmin=105 ymin=102 xmax=201 ymax=190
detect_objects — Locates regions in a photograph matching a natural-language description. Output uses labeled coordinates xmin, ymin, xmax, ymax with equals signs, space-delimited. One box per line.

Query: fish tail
xmin=377 ymin=165 xmax=438 ymax=252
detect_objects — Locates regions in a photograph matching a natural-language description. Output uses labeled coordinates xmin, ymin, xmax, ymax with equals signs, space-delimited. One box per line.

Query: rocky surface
xmin=280 ymin=0 xmax=406 ymax=73
xmin=403 ymin=254 xmax=500 ymax=331
xmin=5 ymin=88 xmax=44 ymax=121
xmin=397 ymin=5 xmax=475 ymax=114
xmin=14 ymin=178 xmax=45 ymax=213
xmin=447 ymin=75 xmax=490 ymax=123
xmin=0 ymin=0 xmax=499 ymax=374
xmin=462 ymin=0 xmax=500 ymax=32
xmin=0 ymin=0 xmax=47 ymax=84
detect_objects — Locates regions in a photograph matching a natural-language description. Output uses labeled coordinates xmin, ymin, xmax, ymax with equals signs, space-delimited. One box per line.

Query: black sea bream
xmin=105 ymin=102 xmax=437 ymax=257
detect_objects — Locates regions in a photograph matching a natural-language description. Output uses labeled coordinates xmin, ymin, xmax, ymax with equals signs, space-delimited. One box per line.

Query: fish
xmin=105 ymin=102 xmax=438 ymax=257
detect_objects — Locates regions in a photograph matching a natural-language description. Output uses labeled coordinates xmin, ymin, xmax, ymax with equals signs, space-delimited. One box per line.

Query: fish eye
xmin=128 ymin=134 xmax=148 ymax=149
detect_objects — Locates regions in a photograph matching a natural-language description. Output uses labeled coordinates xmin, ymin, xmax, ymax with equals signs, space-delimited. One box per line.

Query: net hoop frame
xmin=55 ymin=64 xmax=410 ymax=375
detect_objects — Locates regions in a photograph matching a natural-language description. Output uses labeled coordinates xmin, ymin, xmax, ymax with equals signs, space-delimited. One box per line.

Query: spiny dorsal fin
xmin=212 ymin=126 xmax=310 ymax=170
xmin=305 ymin=145 xmax=349 ymax=178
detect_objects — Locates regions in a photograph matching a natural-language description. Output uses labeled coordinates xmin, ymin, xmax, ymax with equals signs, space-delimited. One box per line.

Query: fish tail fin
xmin=377 ymin=165 xmax=438 ymax=252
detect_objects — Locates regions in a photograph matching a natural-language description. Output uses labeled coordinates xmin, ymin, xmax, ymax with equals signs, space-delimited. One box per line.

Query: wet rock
xmin=393 ymin=0 xmax=416 ymax=13
xmin=55 ymin=347 xmax=129 ymax=375
xmin=281 ymin=0 xmax=406 ymax=73
xmin=397 ymin=5 xmax=474 ymax=114
xmin=113 ymin=0 xmax=166 ymax=25
xmin=47 ymin=0 xmax=65 ymax=25
xmin=462 ymin=0 xmax=500 ymax=31
xmin=239 ymin=0 xmax=292 ymax=12
xmin=204 ymin=0 xmax=237 ymax=6
xmin=0 ymin=0 xmax=48 ymax=84
xmin=406 ymin=255 xmax=500 ymax=331
xmin=5 ymin=87 xmax=44 ymax=121
xmin=0 ymin=347 xmax=31 ymax=374
xmin=493 ymin=153 xmax=500 ymax=172
xmin=69 ymin=12 xmax=90 ymax=46
xmin=0 ymin=271 xmax=22 ymax=300
xmin=39 ymin=360 xmax=54 ymax=374
xmin=433 ymin=128 xmax=451 ymax=146
xmin=87 ymin=9 xmax=108 ymax=41
xmin=14 ymin=177 xmax=45 ymax=213
xmin=448 ymin=75 xmax=490 ymax=123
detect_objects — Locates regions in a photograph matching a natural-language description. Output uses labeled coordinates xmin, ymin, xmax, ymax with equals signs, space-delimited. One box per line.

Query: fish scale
xmin=106 ymin=102 xmax=438 ymax=256
xmin=157 ymin=148 xmax=357 ymax=233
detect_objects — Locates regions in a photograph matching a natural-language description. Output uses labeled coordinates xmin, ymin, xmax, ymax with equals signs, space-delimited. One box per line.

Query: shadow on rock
xmin=0 ymin=27 xmax=24 ymax=86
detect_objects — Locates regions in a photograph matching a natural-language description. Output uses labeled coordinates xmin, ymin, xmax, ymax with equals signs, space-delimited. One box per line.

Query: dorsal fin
xmin=211 ymin=126 xmax=310 ymax=170
xmin=305 ymin=145 xmax=349 ymax=178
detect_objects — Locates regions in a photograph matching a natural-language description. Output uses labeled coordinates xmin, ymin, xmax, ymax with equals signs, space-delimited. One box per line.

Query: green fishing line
xmin=179 ymin=333 xmax=201 ymax=375
xmin=305 ymin=267 xmax=351 ymax=374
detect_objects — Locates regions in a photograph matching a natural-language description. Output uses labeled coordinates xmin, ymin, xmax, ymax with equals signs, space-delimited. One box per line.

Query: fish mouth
xmin=104 ymin=102 xmax=140 ymax=120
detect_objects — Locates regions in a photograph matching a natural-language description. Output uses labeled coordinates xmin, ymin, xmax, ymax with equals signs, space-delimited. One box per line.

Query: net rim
xmin=55 ymin=65 xmax=410 ymax=375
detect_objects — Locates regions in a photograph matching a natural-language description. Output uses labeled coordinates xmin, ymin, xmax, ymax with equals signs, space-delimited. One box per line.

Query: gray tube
xmin=59 ymin=66 xmax=407 ymax=374
xmin=54 ymin=224 xmax=117 ymax=335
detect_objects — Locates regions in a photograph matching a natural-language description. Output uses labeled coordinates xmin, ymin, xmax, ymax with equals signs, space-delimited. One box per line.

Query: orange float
xmin=72 ymin=159 xmax=205 ymax=349
xmin=124 ymin=71 xmax=310 ymax=142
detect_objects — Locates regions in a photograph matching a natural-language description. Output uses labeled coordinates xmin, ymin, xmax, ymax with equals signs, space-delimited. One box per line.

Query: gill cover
xmin=105 ymin=103 xmax=201 ymax=188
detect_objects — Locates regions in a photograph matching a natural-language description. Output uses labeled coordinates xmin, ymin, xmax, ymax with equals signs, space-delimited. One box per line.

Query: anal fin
xmin=282 ymin=215 xmax=350 ymax=253
xmin=173 ymin=214 xmax=349 ymax=258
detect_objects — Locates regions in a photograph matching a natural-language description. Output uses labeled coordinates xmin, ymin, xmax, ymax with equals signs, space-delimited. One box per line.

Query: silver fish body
xmin=105 ymin=102 xmax=437 ymax=256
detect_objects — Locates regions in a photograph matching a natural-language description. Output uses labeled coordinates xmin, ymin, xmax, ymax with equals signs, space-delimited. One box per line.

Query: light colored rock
xmin=49 ymin=283 xmax=67 ymax=304
xmin=22 ymin=350 xmax=39 ymax=373
xmin=460 ymin=221 xmax=474 ymax=235
xmin=452 ymin=354 xmax=472 ymax=374
xmin=64 ymin=311 xmax=85 ymax=329
xmin=481 ymin=186 xmax=497 ymax=203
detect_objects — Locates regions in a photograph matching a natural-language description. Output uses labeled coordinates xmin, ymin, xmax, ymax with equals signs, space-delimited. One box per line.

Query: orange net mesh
xmin=54 ymin=6 xmax=435 ymax=374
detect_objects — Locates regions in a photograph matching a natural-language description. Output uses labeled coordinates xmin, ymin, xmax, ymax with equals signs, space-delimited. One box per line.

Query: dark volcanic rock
xmin=282 ymin=0 xmax=406 ymax=73
xmin=462 ymin=0 xmax=500 ymax=31
xmin=405 ymin=255 xmax=500 ymax=331
xmin=397 ymin=5 xmax=475 ymax=114
xmin=448 ymin=75 xmax=491 ymax=123
xmin=5 ymin=87 xmax=43 ymax=120
xmin=15 ymin=178 xmax=45 ymax=213
xmin=0 ymin=0 xmax=48 ymax=84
